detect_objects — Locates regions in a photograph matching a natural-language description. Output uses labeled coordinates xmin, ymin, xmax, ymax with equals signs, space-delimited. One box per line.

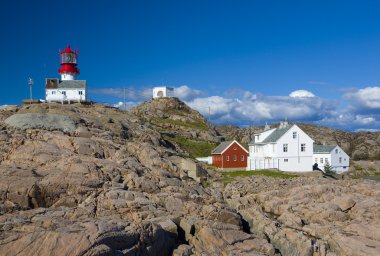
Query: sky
xmin=1 ymin=0 xmax=380 ymax=131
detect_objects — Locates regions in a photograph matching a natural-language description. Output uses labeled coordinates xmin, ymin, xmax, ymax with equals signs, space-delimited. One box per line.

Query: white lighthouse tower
xmin=45 ymin=45 xmax=87 ymax=103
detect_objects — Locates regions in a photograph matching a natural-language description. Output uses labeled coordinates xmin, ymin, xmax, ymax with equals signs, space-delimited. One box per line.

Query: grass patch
xmin=221 ymin=170 xmax=298 ymax=185
xmin=162 ymin=118 xmax=208 ymax=131
xmin=163 ymin=135 xmax=215 ymax=158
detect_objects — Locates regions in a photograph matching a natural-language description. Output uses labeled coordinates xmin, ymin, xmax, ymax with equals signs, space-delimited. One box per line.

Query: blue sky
xmin=1 ymin=0 xmax=380 ymax=131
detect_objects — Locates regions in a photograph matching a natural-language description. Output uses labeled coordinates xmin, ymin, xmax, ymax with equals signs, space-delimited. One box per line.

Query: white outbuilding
xmin=153 ymin=86 xmax=174 ymax=98
xmin=247 ymin=122 xmax=314 ymax=172
xmin=313 ymin=145 xmax=350 ymax=173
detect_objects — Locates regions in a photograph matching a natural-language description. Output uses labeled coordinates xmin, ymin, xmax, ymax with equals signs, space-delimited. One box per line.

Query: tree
xmin=324 ymin=162 xmax=333 ymax=173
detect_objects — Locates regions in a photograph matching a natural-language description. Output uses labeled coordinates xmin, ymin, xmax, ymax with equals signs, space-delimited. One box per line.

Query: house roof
xmin=59 ymin=80 xmax=86 ymax=89
xmin=211 ymin=140 xmax=248 ymax=154
xmin=46 ymin=79 xmax=86 ymax=89
xmin=212 ymin=141 xmax=233 ymax=154
xmin=260 ymin=126 xmax=292 ymax=143
xmin=313 ymin=145 xmax=337 ymax=154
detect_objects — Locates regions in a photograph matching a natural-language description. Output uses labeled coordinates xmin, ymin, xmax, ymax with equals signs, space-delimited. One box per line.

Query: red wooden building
xmin=211 ymin=140 xmax=249 ymax=169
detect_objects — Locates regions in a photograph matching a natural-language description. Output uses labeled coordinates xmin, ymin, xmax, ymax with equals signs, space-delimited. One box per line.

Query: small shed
xmin=153 ymin=86 xmax=174 ymax=98
xmin=212 ymin=140 xmax=248 ymax=169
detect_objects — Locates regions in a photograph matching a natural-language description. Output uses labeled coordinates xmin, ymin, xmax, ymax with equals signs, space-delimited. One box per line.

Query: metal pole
xmin=28 ymin=78 xmax=33 ymax=102
xmin=123 ymin=88 xmax=126 ymax=110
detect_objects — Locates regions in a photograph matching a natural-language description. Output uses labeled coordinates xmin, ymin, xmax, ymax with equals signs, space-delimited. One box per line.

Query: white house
xmin=153 ymin=86 xmax=174 ymax=98
xmin=313 ymin=145 xmax=350 ymax=173
xmin=247 ymin=122 xmax=314 ymax=172
xmin=45 ymin=78 xmax=86 ymax=103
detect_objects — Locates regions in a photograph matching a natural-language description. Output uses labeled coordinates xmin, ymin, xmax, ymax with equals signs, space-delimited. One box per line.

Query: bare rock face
xmin=224 ymin=176 xmax=380 ymax=256
xmin=0 ymin=103 xmax=268 ymax=256
xmin=0 ymin=100 xmax=379 ymax=256
xmin=5 ymin=113 xmax=77 ymax=133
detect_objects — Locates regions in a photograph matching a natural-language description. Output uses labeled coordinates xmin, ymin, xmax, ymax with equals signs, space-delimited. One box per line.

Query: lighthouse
xmin=45 ymin=45 xmax=87 ymax=103
xmin=58 ymin=45 xmax=80 ymax=81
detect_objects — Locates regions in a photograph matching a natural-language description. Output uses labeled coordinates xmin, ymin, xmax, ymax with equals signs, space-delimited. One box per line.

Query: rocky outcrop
xmin=0 ymin=102 xmax=268 ymax=256
xmin=223 ymin=176 xmax=380 ymax=256
xmin=0 ymin=99 xmax=379 ymax=256
xmin=5 ymin=113 xmax=77 ymax=133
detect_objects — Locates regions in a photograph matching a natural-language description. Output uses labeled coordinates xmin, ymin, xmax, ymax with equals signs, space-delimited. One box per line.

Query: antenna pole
xmin=123 ymin=88 xmax=126 ymax=110
xmin=28 ymin=78 xmax=34 ymax=102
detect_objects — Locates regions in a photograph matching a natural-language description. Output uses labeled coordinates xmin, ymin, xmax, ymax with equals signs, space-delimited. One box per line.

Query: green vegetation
xmin=353 ymin=164 xmax=363 ymax=171
xmin=165 ymin=108 xmax=190 ymax=115
xmin=153 ymin=117 xmax=208 ymax=131
xmin=221 ymin=170 xmax=298 ymax=185
xmin=349 ymin=163 xmax=380 ymax=180
xmin=163 ymin=135 xmax=215 ymax=158
xmin=164 ymin=118 xmax=208 ymax=130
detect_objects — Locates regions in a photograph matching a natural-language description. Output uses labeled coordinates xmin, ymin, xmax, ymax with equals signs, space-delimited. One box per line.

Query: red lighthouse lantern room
xmin=58 ymin=45 xmax=80 ymax=81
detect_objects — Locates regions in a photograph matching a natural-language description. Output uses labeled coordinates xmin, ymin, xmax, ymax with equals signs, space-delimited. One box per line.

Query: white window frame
xmin=301 ymin=143 xmax=306 ymax=152
xmin=283 ymin=144 xmax=288 ymax=152
xmin=226 ymin=155 xmax=230 ymax=161
xmin=293 ymin=132 xmax=297 ymax=139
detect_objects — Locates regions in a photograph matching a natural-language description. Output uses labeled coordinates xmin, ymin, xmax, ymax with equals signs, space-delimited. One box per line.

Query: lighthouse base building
xmin=45 ymin=78 xmax=86 ymax=103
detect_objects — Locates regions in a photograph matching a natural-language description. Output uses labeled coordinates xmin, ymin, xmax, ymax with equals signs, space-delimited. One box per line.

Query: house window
xmin=283 ymin=144 xmax=288 ymax=152
xmin=233 ymin=147 xmax=237 ymax=151
xmin=314 ymin=158 xmax=318 ymax=163
xmin=325 ymin=158 xmax=329 ymax=163
xmin=233 ymin=155 xmax=237 ymax=161
xmin=320 ymin=158 xmax=324 ymax=164
xmin=62 ymin=91 xmax=66 ymax=95
xmin=284 ymin=159 xmax=288 ymax=162
xmin=52 ymin=91 xmax=56 ymax=95
xmin=241 ymin=155 xmax=245 ymax=161
xmin=301 ymin=143 xmax=306 ymax=152
xmin=79 ymin=91 xmax=83 ymax=95
xmin=335 ymin=149 xmax=338 ymax=154
xmin=293 ymin=132 xmax=297 ymax=139
xmin=226 ymin=156 xmax=230 ymax=161
xmin=339 ymin=157 xmax=342 ymax=163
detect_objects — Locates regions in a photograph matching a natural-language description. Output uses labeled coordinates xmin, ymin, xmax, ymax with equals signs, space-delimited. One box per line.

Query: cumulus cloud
xmin=344 ymin=87 xmax=380 ymax=113
xmin=174 ymin=85 xmax=204 ymax=101
xmin=187 ymin=92 xmax=334 ymax=125
xmin=113 ymin=101 xmax=138 ymax=110
xmin=289 ymin=90 xmax=315 ymax=98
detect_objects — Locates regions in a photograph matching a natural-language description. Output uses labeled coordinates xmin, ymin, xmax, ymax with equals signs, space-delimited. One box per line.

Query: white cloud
xmin=289 ymin=90 xmax=315 ymax=98
xmin=186 ymin=92 xmax=334 ymax=125
xmin=113 ymin=101 xmax=138 ymax=110
xmin=174 ymin=85 xmax=204 ymax=101
xmin=355 ymin=115 xmax=375 ymax=125
xmin=344 ymin=87 xmax=380 ymax=112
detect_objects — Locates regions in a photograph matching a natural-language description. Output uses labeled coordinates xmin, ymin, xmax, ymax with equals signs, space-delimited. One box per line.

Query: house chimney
xmin=264 ymin=122 xmax=270 ymax=131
